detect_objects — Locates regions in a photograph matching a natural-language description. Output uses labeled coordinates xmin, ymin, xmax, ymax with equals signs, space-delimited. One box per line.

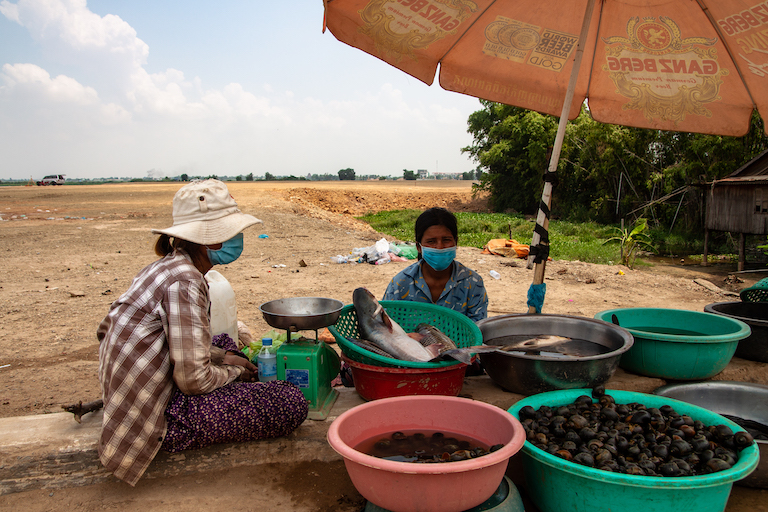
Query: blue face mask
xmin=207 ymin=233 xmax=244 ymax=266
xmin=421 ymin=246 xmax=456 ymax=272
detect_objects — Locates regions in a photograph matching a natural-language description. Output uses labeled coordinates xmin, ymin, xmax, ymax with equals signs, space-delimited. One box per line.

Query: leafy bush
xmin=603 ymin=218 xmax=656 ymax=268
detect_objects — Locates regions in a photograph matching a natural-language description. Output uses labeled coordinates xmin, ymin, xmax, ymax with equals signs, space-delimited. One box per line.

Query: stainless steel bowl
xmin=654 ymin=381 xmax=768 ymax=489
xmin=258 ymin=297 xmax=344 ymax=332
xmin=477 ymin=314 xmax=634 ymax=395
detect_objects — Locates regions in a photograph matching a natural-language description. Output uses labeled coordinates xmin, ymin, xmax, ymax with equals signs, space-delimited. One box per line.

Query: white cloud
xmin=0 ymin=0 xmax=20 ymax=22
xmin=2 ymin=62 xmax=98 ymax=104
xmin=2 ymin=0 xmax=148 ymax=68
xmin=0 ymin=0 xmax=478 ymax=179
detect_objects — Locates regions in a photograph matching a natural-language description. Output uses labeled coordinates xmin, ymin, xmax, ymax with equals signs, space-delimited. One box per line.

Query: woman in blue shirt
xmin=383 ymin=207 xmax=488 ymax=323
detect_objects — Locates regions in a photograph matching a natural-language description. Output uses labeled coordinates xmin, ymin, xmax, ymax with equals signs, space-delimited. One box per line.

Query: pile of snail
xmin=518 ymin=386 xmax=755 ymax=477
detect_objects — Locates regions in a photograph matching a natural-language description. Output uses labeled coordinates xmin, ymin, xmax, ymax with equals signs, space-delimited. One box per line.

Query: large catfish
xmin=352 ymin=288 xmax=440 ymax=362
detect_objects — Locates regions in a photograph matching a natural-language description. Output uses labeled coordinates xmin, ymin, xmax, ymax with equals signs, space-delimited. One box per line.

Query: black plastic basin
xmin=704 ymin=302 xmax=768 ymax=363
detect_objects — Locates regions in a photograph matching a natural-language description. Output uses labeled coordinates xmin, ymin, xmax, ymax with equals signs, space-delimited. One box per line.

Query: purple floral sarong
xmin=161 ymin=334 xmax=308 ymax=452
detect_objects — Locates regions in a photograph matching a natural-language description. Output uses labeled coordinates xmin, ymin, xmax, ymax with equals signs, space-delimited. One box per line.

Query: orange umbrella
xmin=323 ymin=0 xmax=768 ymax=312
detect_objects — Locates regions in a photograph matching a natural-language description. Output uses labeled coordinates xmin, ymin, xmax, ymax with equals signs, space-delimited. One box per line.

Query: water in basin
xmin=487 ymin=334 xmax=613 ymax=357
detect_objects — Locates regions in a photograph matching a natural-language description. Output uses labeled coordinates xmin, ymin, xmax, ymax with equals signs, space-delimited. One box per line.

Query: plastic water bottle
xmin=257 ymin=338 xmax=277 ymax=382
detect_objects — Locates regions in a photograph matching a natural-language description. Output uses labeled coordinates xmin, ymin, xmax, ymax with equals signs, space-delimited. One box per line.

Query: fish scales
xmin=352 ymin=288 xmax=436 ymax=362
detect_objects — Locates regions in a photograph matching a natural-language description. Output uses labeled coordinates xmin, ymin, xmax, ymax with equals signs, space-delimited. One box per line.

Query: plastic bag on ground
xmin=395 ymin=244 xmax=418 ymax=259
xmin=374 ymin=238 xmax=389 ymax=255
xmin=388 ymin=252 xmax=409 ymax=262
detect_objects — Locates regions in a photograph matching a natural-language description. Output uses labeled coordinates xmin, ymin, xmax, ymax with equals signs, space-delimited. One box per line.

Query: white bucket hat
xmin=151 ymin=179 xmax=262 ymax=245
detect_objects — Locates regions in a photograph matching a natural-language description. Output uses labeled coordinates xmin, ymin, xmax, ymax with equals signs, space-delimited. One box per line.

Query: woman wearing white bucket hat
xmin=97 ymin=180 xmax=308 ymax=486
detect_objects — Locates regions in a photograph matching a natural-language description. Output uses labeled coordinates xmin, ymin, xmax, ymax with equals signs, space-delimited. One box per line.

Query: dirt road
xmin=1 ymin=181 xmax=766 ymax=511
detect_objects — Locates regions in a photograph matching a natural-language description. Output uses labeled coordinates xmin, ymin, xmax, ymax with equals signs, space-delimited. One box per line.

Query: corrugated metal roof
xmin=729 ymin=149 xmax=768 ymax=178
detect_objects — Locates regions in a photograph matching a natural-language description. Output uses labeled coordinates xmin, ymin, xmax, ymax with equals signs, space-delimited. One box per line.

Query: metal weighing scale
xmin=258 ymin=297 xmax=343 ymax=420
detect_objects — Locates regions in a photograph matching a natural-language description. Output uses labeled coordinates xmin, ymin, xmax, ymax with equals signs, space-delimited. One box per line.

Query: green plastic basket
xmin=740 ymin=277 xmax=768 ymax=303
xmin=329 ymin=300 xmax=483 ymax=369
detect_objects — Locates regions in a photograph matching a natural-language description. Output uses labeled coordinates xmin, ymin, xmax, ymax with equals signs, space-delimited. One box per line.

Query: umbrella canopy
xmin=324 ymin=0 xmax=766 ymax=136
xmin=323 ymin=0 xmax=768 ymax=312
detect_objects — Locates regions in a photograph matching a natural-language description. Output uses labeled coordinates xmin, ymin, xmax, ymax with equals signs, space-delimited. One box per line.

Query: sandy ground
xmin=1 ymin=181 xmax=767 ymax=511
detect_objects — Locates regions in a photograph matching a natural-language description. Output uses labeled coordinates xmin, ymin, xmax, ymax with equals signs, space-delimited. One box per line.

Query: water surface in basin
xmin=354 ymin=429 xmax=494 ymax=463
xmin=487 ymin=334 xmax=613 ymax=357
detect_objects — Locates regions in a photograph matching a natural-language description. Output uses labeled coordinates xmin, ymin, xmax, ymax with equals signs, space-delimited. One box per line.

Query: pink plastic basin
xmin=327 ymin=395 xmax=526 ymax=512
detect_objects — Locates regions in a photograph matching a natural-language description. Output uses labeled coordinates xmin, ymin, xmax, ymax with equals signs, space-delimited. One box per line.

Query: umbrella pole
xmin=526 ymin=0 xmax=597 ymax=314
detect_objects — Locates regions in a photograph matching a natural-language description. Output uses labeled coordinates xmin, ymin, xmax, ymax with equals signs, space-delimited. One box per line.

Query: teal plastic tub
xmin=329 ymin=301 xmax=483 ymax=369
xmin=595 ymin=308 xmax=750 ymax=380
xmin=508 ymin=389 xmax=760 ymax=512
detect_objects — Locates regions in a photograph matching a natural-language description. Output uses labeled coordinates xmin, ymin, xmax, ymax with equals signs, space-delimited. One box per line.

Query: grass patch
xmin=358 ymin=210 xmax=622 ymax=265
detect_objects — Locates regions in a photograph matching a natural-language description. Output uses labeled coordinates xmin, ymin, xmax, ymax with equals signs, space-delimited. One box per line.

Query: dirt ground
xmin=1 ymin=181 xmax=767 ymax=511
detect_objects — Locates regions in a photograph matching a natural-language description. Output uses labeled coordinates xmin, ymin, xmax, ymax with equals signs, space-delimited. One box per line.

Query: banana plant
xmin=604 ymin=218 xmax=656 ymax=269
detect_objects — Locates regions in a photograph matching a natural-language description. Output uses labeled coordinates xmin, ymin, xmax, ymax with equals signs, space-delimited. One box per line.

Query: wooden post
xmin=702 ymin=229 xmax=709 ymax=267
xmin=739 ymin=232 xmax=746 ymax=272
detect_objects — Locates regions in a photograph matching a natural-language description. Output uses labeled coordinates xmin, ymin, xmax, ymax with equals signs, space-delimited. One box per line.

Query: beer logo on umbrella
xmin=358 ymin=0 xmax=478 ymax=60
xmin=602 ymin=16 xmax=725 ymax=125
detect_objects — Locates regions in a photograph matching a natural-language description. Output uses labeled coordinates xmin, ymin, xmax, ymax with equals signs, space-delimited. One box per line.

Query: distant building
xmin=432 ymin=172 xmax=463 ymax=180
xmin=417 ymin=169 xmax=428 ymax=179
xmin=701 ymin=149 xmax=768 ymax=270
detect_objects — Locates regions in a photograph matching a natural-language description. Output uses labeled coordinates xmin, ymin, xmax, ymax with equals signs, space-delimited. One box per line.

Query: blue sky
xmin=0 ymin=0 xmax=482 ymax=180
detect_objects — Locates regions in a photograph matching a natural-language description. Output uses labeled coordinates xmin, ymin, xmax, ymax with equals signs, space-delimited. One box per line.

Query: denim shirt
xmin=382 ymin=259 xmax=488 ymax=322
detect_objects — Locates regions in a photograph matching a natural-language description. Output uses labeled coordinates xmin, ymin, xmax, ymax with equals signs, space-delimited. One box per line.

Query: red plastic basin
xmin=342 ymin=354 xmax=467 ymax=401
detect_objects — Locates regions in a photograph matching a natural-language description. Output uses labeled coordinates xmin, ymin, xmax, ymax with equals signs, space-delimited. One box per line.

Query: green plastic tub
xmin=595 ymin=308 xmax=750 ymax=380
xmin=508 ymin=389 xmax=760 ymax=512
xmin=329 ymin=301 xmax=483 ymax=369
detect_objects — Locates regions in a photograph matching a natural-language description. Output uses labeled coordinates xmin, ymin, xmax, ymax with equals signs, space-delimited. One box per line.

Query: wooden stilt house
xmin=703 ymin=149 xmax=768 ymax=271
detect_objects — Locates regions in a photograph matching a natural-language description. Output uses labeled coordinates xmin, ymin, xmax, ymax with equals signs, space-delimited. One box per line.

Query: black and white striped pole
xmin=526 ymin=0 xmax=596 ymax=314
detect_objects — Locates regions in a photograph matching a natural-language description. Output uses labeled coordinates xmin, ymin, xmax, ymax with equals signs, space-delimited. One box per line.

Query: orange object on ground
xmin=318 ymin=327 xmax=336 ymax=343
xmin=482 ymin=239 xmax=529 ymax=258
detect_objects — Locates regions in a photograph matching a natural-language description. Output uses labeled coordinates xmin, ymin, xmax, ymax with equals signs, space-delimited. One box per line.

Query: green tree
xmin=265 ymin=172 xmax=274 ymax=181
xmin=403 ymin=169 xmax=417 ymax=180
xmin=246 ymin=173 xmax=254 ymax=181
xmin=180 ymin=173 xmax=189 ymax=182
xmin=464 ymin=100 xmax=768 ymax=235
xmin=463 ymin=101 xmax=557 ymax=213
xmin=338 ymin=168 xmax=356 ymax=180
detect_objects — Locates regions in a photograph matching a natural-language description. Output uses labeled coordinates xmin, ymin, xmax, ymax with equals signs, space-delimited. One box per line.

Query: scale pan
xmin=259 ymin=297 xmax=344 ymax=332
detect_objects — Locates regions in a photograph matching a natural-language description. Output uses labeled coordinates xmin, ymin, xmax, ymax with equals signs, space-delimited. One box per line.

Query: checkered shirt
xmin=97 ymin=249 xmax=242 ymax=485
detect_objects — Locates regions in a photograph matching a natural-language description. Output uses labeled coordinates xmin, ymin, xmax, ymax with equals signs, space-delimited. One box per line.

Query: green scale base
xmin=277 ymin=339 xmax=340 ymax=420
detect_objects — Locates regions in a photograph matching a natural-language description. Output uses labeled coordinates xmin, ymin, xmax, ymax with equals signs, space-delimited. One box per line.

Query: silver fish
xmin=497 ymin=335 xmax=571 ymax=352
xmin=416 ymin=323 xmax=458 ymax=351
xmin=352 ymin=288 xmax=438 ymax=362
xmin=416 ymin=323 xmax=502 ymax=364
xmin=348 ymin=338 xmax=395 ymax=358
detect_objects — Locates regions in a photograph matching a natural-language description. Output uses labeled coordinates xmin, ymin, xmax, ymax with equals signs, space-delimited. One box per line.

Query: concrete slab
xmin=0 ymin=371 xmax=664 ymax=496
